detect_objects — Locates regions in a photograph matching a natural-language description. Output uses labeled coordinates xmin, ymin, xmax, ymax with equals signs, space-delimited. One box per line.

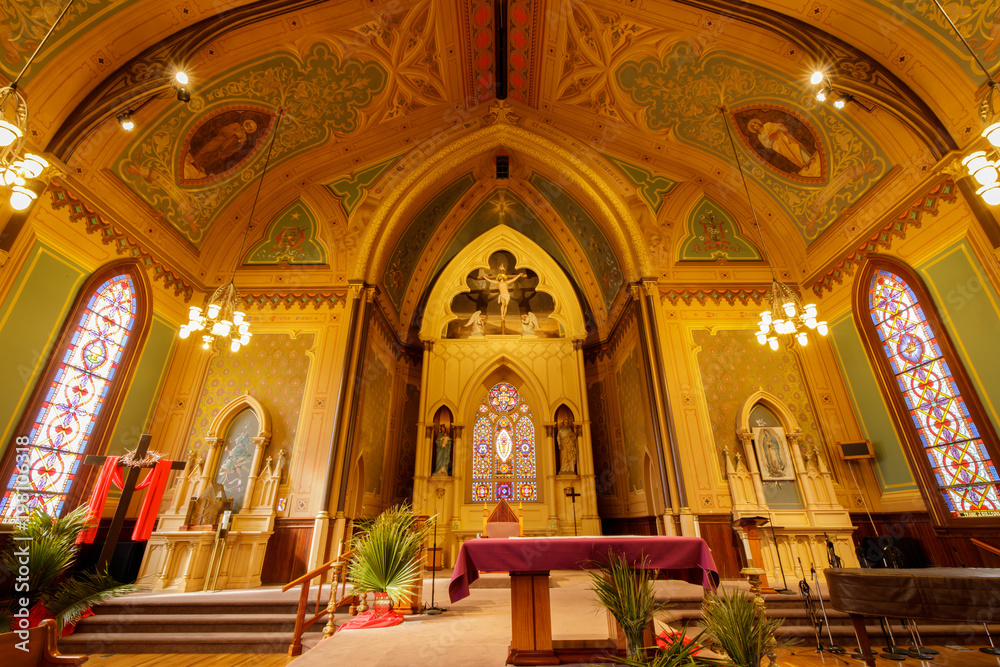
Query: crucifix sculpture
xmin=564 ymin=486 xmax=581 ymax=536
xmin=82 ymin=434 xmax=185 ymax=569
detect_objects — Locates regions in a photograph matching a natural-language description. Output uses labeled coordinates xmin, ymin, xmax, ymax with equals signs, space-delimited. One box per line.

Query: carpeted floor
xmin=289 ymin=571 xmax=704 ymax=667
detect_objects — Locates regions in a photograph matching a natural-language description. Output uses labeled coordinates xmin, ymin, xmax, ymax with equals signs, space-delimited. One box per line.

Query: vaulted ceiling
xmin=6 ymin=0 xmax=995 ymax=337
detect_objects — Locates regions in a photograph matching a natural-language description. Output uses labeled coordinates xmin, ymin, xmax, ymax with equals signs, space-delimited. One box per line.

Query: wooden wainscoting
xmin=696 ymin=514 xmax=744 ymax=579
xmin=600 ymin=515 xmax=659 ymax=535
xmin=850 ymin=512 xmax=1000 ymax=568
xmin=260 ymin=518 xmax=314 ymax=584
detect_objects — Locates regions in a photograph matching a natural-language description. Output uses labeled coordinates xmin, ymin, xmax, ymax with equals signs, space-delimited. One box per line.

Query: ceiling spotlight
xmin=833 ymin=95 xmax=849 ymax=110
xmin=117 ymin=113 xmax=134 ymax=131
xmin=815 ymin=87 xmax=830 ymax=103
xmin=175 ymin=71 xmax=189 ymax=85
xmin=810 ymin=71 xmax=824 ymax=85
xmin=176 ymin=88 xmax=191 ymax=103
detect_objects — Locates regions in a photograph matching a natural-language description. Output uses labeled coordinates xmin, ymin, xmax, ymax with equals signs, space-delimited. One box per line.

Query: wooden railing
xmin=972 ymin=538 xmax=1000 ymax=559
xmin=282 ymin=549 xmax=354 ymax=657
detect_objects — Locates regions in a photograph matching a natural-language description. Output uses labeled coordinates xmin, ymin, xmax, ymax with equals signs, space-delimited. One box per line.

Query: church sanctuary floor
xmin=76 ymin=572 xmax=1000 ymax=667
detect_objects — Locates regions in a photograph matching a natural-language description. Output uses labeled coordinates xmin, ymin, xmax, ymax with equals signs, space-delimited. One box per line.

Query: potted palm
xmin=347 ymin=504 xmax=430 ymax=619
xmin=0 ymin=506 xmax=135 ymax=635
xmin=588 ymin=550 xmax=667 ymax=661
xmin=701 ymin=588 xmax=789 ymax=667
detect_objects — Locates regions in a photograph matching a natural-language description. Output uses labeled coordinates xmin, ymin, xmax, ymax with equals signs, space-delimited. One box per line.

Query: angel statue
xmin=466 ymin=310 xmax=485 ymax=336
xmin=521 ymin=311 xmax=539 ymax=335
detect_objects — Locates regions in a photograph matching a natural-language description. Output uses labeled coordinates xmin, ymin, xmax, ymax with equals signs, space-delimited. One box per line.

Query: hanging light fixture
xmin=179 ymin=111 xmax=284 ymax=352
xmin=720 ymin=108 xmax=827 ymax=350
xmin=930 ymin=0 xmax=1000 ymax=206
xmin=0 ymin=0 xmax=78 ymax=210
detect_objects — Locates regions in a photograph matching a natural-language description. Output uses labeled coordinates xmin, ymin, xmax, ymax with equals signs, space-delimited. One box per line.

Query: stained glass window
xmin=472 ymin=382 xmax=537 ymax=502
xmin=0 ymin=273 xmax=137 ymax=521
xmin=868 ymin=269 xmax=1000 ymax=517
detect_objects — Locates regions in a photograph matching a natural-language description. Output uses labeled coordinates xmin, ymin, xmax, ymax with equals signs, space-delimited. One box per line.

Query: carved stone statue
xmin=433 ymin=424 xmax=453 ymax=475
xmin=557 ymin=419 xmax=578 ymax=475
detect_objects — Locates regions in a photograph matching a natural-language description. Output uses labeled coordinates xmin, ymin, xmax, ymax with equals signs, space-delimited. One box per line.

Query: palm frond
xmin=41 ymin=568 xmax=135 ymax=634
xmin=587 ymin=550 xmax=667 ymax=659
xmin=701 ymin=588 xmax=792 ymax=667
xmin=1 ymin=505 xmax=93 ymax=596
xmin=614 ymin=627 xmax=731 ymax=667
xmin=347 ymin=504 xmax=431 ymax=607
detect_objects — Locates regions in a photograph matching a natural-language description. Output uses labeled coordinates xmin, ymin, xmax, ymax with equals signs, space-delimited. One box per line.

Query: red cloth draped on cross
xmin=76 ymin=456 xmax=174 ymax=544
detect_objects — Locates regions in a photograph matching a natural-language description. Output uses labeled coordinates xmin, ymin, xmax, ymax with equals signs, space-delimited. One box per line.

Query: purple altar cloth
xmin=449 ymin=536 xmax=719 ymax=603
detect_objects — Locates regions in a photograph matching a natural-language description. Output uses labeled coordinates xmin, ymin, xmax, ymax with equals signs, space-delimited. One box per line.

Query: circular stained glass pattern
xmin=488 ymin=382 xmax=519 ymax=413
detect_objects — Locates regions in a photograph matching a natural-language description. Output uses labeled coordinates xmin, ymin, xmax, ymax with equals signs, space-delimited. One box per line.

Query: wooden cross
xmin=82 ymin=434 xmax=185 ymax=569
xmin=564 ymin=486 xmax=581 ymax=536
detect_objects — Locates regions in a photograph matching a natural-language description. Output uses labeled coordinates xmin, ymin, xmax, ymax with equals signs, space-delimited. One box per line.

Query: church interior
xmin=3 ymin=0 xmax=1000 ymax=663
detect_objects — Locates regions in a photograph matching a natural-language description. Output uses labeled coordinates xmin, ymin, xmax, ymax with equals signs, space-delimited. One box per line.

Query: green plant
xmin=588 ymin=550 xmax=667 ymax=661
xmin=701 ymin=588 xmax=790 ymax=667
xmin=0 ymin=505 xmax=135 ymax=633
xmin=347 ymin=504 xmax=430 ymax=608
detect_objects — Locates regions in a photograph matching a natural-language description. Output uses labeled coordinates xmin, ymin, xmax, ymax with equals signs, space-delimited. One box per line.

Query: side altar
xmin=136 ymin=394 xmax=284 ymax=591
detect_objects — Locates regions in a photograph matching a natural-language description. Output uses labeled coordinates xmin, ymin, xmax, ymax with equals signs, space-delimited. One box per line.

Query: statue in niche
xmin=557 ymin=419 xmax=578 ymax=475
xmin=433 ymin=424 xmax=453 ymax=475
xmin=520 ymin=312 xmax=539 ymax=336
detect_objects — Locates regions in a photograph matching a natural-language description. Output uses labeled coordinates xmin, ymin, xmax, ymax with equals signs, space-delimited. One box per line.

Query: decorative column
xmin=573 ymin=338 xmax=601 ymax=536
xmin=412 ymin=341 xmax=435 ymax=515
xmin=544 ymin=423 xmax=561 ymax=532
xmin=787 ymin=432 xmax=818 ymax=508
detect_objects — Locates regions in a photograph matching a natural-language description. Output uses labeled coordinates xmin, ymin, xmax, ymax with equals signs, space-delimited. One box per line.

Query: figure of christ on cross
xmin=485 ymin=264 xmax=525 ymax=334
xmin=81 ymin=434 xmax=185 ymax=569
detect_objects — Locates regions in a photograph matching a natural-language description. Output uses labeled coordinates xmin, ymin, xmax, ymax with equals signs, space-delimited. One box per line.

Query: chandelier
xmin=720 ymin=108 xmax=828 ymax=349
xmin=930 ymin=0 xmax=1000 ymax=205
xmin=0 ymin=0 xmax=77 ymax=210
xmin=179 ymin=110 xmax=283 ymax=352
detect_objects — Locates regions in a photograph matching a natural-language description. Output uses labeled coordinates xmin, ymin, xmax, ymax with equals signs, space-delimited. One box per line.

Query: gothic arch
xmin=206 ymin=393 xmax=272 ymax=440
xmin=356 ymin=122 xmax=650 ymax=284
xmin=735 ymin=389 xmax=802 ymax=439
xmin=419 ymin=223 xmax=588 ymax=341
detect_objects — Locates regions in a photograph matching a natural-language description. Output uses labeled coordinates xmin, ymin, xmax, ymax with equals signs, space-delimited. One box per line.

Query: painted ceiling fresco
xmin=601 ymin=153 xmax=677 ymax=212
xmin=678 ymin=197 xmax=762 ymax=262
xmin=529 ymin=172 xmax=623 ymax=310
xmin=615 ymin=42 xmax=891 ymax=244
xmin=112 ymin=42 xmax=387 ymax=246
xmin=327 ymin=154 xmax=403 ymax=218
xmin=383 ymin=173 xmax=477 ymax=310
xmin=243 ymin=200 xmax=326 ymax=266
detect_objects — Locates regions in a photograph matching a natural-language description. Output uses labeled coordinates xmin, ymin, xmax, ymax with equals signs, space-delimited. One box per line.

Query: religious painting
xmin=752 ymin=426 xmax=795 ymax=481
xmin=243 ymin=201 xmax=327 ymax=266
xmin=732 ymin=104 xmax=826 ymax=184
xmin=445 ymin=250 xmax=560 ymax=338
xmin=179 ymin=106 xmax=275 ymax=185
xmin=679 ymin=197 xmax=762 ymax=262
xmin=214 ymin=408 xmax=259 ymax=512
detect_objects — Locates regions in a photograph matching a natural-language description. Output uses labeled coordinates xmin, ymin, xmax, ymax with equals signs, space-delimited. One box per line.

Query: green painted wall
xmin=920 ymin=241 xmax=1000 ymax=436
xmin=0 ymin=245 xmax=86 ymax=454
xmin=829 ymin=315 xmax=916 ymax=491
xmin=105 ymin=316 xmax=177 ymax=455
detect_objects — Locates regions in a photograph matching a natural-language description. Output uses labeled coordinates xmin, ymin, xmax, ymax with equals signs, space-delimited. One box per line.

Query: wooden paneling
xmin=600 ymin=516 xmax=657 ymax=535
xmin=260 ymin=518 xmax=314 ymax=584
xmin=697 ymin=514 xmax=744 ymax=579
xmin=851 ymin=512 xmax=1000 ymax=568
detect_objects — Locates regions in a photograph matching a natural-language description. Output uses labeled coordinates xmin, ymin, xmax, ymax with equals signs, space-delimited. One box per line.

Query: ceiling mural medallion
xmin=179 ymin=106 xmax=275 ymax=186
xmin=243 ymin=200 xmax=326 ymax=266
xmin=731 ymin=104 xmax=826 ymax=185
xmin=679 ymin=197 xmax=762 ymax=262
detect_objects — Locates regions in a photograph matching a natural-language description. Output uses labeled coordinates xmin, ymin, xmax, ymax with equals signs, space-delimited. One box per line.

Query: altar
xmin=449 ymin=536 xmax=719 ymax=665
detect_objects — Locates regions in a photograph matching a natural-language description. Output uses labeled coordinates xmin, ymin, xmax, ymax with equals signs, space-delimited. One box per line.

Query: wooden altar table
xmin=449 ymin=536 xmax=719 ymax=665
xmin=826 ymin=567 xmax=1000 ymax=667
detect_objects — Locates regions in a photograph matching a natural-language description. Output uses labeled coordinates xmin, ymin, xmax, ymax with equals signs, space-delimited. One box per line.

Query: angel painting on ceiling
xmin=447 ymin=250 xmax=561 ymax=338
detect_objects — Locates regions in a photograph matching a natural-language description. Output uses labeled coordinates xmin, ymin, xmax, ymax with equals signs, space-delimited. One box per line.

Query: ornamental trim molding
xmin=659 ymin=286 xmax=771 ymax=307
xmin=806 ymin=177 xmax=956 ymax=296
xmin=49 ymin=180 xmax=195 ymax=301
xmin=240 ymin=291 xmax=348 ymax=310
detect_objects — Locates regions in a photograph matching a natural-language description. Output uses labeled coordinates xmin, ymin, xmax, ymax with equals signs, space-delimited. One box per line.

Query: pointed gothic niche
xmin=445 ymin=249 xmax=559 ymax=338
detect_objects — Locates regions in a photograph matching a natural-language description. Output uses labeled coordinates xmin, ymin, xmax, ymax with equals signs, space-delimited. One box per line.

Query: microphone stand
xmin=425 ymin=514 xmax=446 ymax=615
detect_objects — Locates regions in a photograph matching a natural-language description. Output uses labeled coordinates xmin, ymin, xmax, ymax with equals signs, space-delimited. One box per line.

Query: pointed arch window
xmin=859 ymin=259 xmax=1000 ymax=523
xmin=471 ymin=382 xmax=538 ymax=502
xmin=0 ymin=263 xmax=149 ymax=522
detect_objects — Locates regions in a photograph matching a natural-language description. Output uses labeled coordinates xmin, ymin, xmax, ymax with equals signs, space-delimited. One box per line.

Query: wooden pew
xmin=1 ymin=619 xmax=88 ymax=666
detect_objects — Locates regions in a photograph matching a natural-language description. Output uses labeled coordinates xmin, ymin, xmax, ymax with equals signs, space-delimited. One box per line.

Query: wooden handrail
xmin=972 ymin=538 xmax=1000 ymax=558
xmin=285 ymin=550 xmax=354 ymax=657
